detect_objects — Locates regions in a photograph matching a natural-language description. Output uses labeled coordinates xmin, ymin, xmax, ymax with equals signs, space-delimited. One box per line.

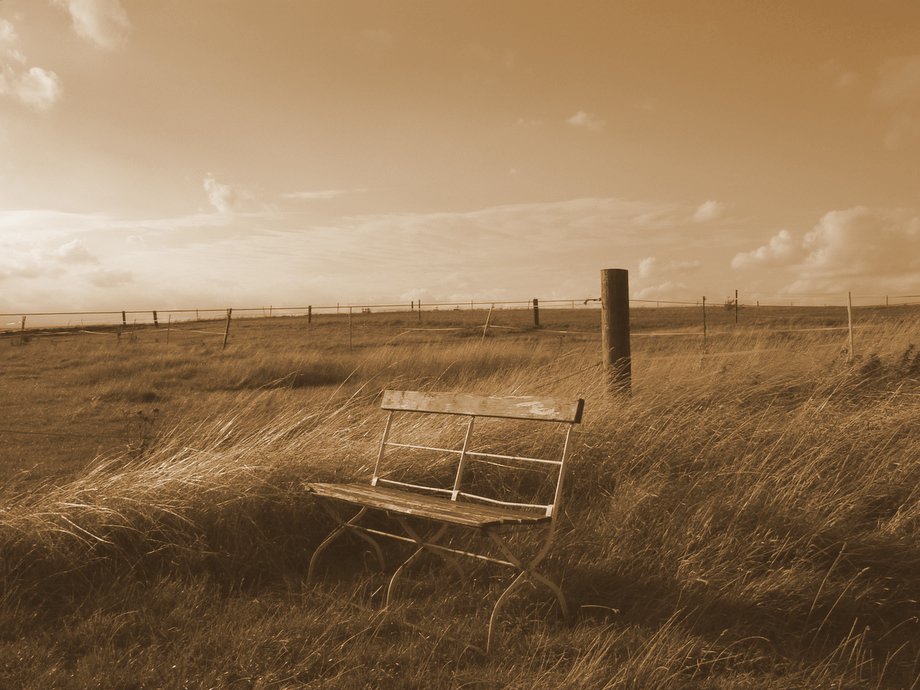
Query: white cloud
xmin=13 ymin=67 xmax=62 ymax=110
xmin=638 ymin=256 xmax=657 ymax=279
xmin=566 ymin=110 xmax=605 ymax=131
xmin=692 ymin=200 xmax=725 ymax=223
xmin=633 ymin=256 xmax=702 ymax=300
xmin=799 ymin=207 xmax=920 ymax=283
xmin=56 ymin=238 xmax=98 ymax=264
xmin=0 ymin=19 xmax=62 ymax=110
xmin=203 ymin=174 xmax=239 ymax=215
xmin=0 ymin=19 xmax=25 ymax=63
xmin=53 ymin=0 xmax=130 ymax=51
xmin=731 ymin=229 xmax=796 ymax=269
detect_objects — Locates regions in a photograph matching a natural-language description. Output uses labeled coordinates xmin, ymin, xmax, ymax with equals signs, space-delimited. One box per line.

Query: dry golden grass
xmin=1 ymin=306 xmax=918 ymax=687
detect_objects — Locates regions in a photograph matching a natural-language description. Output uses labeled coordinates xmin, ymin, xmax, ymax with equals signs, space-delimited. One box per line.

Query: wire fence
xmin=3 ymin=290 xmax=920 ymax=332
xmin=2 ymin=290 xmax=919 ymax=355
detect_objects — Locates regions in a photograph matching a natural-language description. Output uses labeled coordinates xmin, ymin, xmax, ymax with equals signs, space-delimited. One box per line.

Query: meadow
xmin=1 ymin=303 xmax=919 ymax=688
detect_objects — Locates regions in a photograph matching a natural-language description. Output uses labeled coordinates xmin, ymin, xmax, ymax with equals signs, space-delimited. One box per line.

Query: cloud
xmin=731 ymin=229 xmax=796 ymax=269
xmin=799 ymin=207 xmax=920 ymax=283
xmin=566 ymin=111 xmax=605 ymax=131
xmin=634 ymin=256 xmax=702 ymax=299
xmin=0 ymin=19 xmax=62 ymax=110
xmin=638 ymin=256 xmax=657 ymax=279
xmin=3 ymin=66 xmax=62 ymax=110
xmin=53 ymin=0 xmax=130 ymax=51
xmin=203 ymin=174 xmax=239 ymax=215
xmin=692 ymin=200 xmax=725 ymax=223
xmin=732 ymin=207 xmax=920 ymax=296
xmin=56 ymin=238 xmax=98 ymax=264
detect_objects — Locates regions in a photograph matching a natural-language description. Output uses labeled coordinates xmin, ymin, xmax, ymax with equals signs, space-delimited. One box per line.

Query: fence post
xmin=308 ymin=305 xmax=312 ymax=324
xmin=418 ymin=301 xmax=422 ymax=323
xmin=734 ymin=289 xmax=739 ymax=324
xmin=348 ymin=306 xmax=353 ymax=350
xmin=153 ymin=310 xmax=159 ymax=328
xmin=533 ymin=298 xmax=540 ymax=327
xmin=222 ymin=308 xmax=232 ymax=350
xmin=482 ymin=304 xmax=494 ymax=343
xmin=121 ymin=310 xmax=127 ymax=327
xmin=847 ymin=292 xmax=854 ymax=362
xmin=702 ymin=296 xmax=707 ymax=345
xmin=601 ymin=268 xmax=631 ymax=392
xmin=166 ymin=315 xmax=171 ymax=345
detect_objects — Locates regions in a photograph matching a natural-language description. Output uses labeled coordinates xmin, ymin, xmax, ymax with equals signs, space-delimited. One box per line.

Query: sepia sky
xmin=2 ymin=0 xmax=920 ymax=313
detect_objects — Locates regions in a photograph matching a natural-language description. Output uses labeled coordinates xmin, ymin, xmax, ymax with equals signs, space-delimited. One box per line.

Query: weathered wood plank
xmin=381 ymin=390 xmax=584 ymax=423
xmin=305 ymin=482 xmax=550 ymax=527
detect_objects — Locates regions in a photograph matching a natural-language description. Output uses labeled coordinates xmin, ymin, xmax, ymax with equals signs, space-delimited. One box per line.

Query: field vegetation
xmin=1 ymin=304 xmax=919 ymax=688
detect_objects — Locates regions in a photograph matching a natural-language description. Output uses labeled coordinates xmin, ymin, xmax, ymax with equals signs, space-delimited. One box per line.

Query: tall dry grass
xmin=1 ymin=314 xmax=918 ymax=687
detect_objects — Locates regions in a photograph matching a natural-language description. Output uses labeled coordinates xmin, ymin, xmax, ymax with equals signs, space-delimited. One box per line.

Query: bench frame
xmin=305 ymin=389 xmax=584 ymax=651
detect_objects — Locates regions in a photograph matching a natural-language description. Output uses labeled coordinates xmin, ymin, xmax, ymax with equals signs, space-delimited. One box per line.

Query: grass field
xmin=1 ymin=304 xmax=919 ymax=688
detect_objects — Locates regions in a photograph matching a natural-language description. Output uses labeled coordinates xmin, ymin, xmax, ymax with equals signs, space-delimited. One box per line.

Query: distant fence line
xmin=3 ymin=290 xmax=920 ymax=362
xmin=4 ymin=290 xmax=920 ymax=327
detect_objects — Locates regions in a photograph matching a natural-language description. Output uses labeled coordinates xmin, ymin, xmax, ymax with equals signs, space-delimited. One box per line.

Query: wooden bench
xmin=304 ymin=389 xmax=585 ymax=651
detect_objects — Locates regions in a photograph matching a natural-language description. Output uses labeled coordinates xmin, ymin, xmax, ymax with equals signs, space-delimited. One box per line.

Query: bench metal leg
xmin=484 ymin=530 xmax=569 ymax=652
xmin=307 ymin=505 xmax=385 ymax=583
xmin=487 ymin=571 xmax=528 ymax=653
xmin=385 ymin=521 xmax=455 ymax=607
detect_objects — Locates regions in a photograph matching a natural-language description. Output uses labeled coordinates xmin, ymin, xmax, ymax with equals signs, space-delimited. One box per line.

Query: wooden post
xmin=153 ymin=310 xmax=159 ymax=328
xmin=702 ymin=296 xmax=707 ymax=344
xmin=166 ymin=315 xmax=171 ymax=345
xmin=734 ymin=289 xmax=739 ymax=324
xmin=348 ymin=306 xmax=353 ymax=350
xmin=847 ymin=292 xmax=854 ymax=362
xmin=411 ymin=300 xmax=414 ymax=312
xmin=418 ymin=301 xmax=422 ymax=322
xmin=222 ymin=308 xmax=232 ymax=350
xmin=196 ymin=309 xmax=199 ymax=321
xmin=601 ymin=269 xmax=631 ymax=392
xmin=481 ymin=304 xmax=494 ymax=343
xmin=533 ymin=298 xmax=540 ymax=327
xmin=121 ymin=310 xmax=127 ymax=327
xmin=307 ymin=305 xmax=312 ymax=324
xmin=21 ymin=315 xmax=26 ymax=333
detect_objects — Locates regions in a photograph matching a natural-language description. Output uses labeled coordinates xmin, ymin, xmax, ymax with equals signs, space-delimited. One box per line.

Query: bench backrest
xmin=371 ymin=390 xmax=584 ymax=519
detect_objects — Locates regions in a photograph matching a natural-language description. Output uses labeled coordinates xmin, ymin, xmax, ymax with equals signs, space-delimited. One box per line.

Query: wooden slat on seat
xmin=381 ymin=390 xmax=584 ymax=423
xmin=305 ymin=482 xmax=550 ymax=528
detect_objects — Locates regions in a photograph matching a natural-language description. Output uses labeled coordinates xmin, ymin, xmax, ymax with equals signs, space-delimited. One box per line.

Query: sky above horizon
xmin=2 ymin=0 xmax=920 ymax=314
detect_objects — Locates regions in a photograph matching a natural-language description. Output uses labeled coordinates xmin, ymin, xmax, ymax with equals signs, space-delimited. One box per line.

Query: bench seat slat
xmin=305 ymin=482 xmax=550 ymax=528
